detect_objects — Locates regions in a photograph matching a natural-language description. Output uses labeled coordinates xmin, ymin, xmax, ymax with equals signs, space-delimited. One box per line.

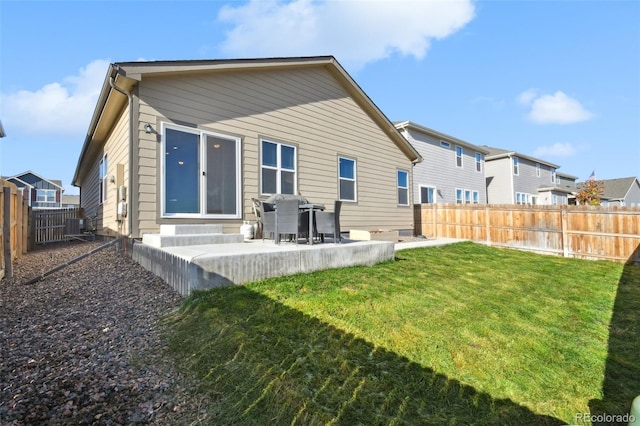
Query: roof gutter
xmin=108 ymin=72 xmax=134 ymax=238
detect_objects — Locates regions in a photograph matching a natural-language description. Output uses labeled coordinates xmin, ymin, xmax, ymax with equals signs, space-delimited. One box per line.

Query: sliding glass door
xmin=163 ymin=124 xmax=241 ymax=218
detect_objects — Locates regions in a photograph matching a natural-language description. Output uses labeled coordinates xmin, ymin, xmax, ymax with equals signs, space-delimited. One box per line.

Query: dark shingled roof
xmin=600 ymin=177 xmax=639 ymax=200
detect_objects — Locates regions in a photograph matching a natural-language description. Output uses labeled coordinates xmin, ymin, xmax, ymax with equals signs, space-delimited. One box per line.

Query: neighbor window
xmin=473 ymin=191 xmax=479 ymax=204
xmin=397 ymin=170 xmax=409 ymax=206
xmin=513 ymin=157 xmax=519 ymax=175
xmin=36 ymin=189 xmax=56 ymax=203
xmin=261 ymin=140 xmax=297 ymax=195
xmin=420 ymin=186 xmax=436 ymax=204
xmin=516 ymin=192 xmax=530 ymax=205
xmin=536 ymin=163 xmax=541 ymax=177
xmin=440 ymin=141 xmax=450 ymax=149
xmin=99 ymin=154 xmax=108 ymax=204
xmin=475 ymin=152 xmax=482 ymax=172
xmin=456 ymin=146 xmax=463 ymax=168
xmin=464 ymin=190 xmax=471 ymax=204
xmin=551 ymin=168 xmax=556 ymax=184
xmin=338 ymin=156 xmax=356 ymax=201
xmin=162 ymin=124 xmax=241 ymax=217
xmin=456 ymin=189 xmax=463 ymax=204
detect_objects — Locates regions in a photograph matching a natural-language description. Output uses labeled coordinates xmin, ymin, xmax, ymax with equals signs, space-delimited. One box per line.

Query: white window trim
xmin=397 ymin=169 xmax=409 ymax=206
xmin=475 ymin=152 xmax=482 ymax=173
xmin=36 ymin=189 xmax=57 ymax=204
xmin=472 ymin=190 xmax=480 ymax=204
xmin=440 ymin=140 xmax=451 ymax=148
xmin=338 ymin=156 xmax=357 ymax=202
xmin=551 ymin=168 xmax=556 ymax=184
xmin=536 ymin=163 xmax=541 ymax=177
xmin=419 ymin=185 xmax=437 ymax=204
xmin=513 ymin=157 xmax=519 ymax=176
xmin=260 ymin=138 xmax=297 ymax=196
xmin=161 ymin=123 xmax=242 ymax=219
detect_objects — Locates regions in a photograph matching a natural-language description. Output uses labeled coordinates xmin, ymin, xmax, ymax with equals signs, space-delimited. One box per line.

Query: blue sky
xmin=1 ymin=0 xmax=639 ymax=195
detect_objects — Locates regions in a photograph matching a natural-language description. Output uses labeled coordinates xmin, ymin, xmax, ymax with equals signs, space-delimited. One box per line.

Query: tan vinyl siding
xmin=135 ymin=67 xmax=414 ymax=237
xmin=79 ymin=106 xmax=129 ymax=236
xmin=101 ymin=106 xmax=129 ymax=236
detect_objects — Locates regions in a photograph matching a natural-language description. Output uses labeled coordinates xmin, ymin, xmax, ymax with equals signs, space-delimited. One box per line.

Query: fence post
xmin=3 ymin=187 xmax=12 ymax=278
xmin=485 ymin=205 xmax=491 ymax=246
xmin=561 ymin=207 xmax=569 ymax=258
xmin=432 ymin=202 xmax=437 ymax=239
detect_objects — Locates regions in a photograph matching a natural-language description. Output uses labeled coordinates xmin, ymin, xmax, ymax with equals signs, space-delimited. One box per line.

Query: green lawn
xmin=163 ymin=242 xmax=639 ymax=425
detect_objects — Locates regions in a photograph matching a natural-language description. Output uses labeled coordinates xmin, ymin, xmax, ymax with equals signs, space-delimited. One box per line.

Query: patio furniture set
xmin=252 ymin=195 xmax=342 ymax=245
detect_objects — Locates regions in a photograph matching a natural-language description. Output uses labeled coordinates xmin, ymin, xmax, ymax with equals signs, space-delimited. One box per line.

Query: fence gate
xmin=32 ymin=208 xmax=81 ymax=245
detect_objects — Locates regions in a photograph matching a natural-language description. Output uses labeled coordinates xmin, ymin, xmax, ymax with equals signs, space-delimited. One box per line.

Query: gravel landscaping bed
xmin=0 ymin=240 xmax=206 ymax=425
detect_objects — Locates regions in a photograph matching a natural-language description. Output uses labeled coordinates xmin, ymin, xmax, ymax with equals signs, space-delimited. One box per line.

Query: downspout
xmin=108 ymin=75 xmax=133 ymax=240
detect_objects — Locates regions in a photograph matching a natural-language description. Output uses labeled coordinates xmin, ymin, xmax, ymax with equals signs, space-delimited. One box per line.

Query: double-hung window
xmin=261 ymin=140 xmax=296 ymax=195
xmin=338 ymin=156 xmax=356 ymax=201
xmin=456 ymin=189 xmax=463 ymax=204
xmin=536 ymin=163 xmax=541 ymax=177
xmin=456 ymin=146 xmax=463 ymax=168
xmin=513 ymin=157 xmax=519 ymax=175
xmin=551 ymin=168 xmax=556 ymax=184
xmin=464 ymin=190 xmax=471 ymax=204
xmin=475 ymin=152 xmax=482 ymax=172
xmin=397 ymin=170 xmax=409 ymax=206
xmin=473 ymin=191 xmax=479 ymax=204
xmin=162 ymin=124 xmax=241 ymax=217
xmin=99 ymin=154 xmax=108 ymax=204
xmin=36 ymin=189 xmax=56 ymax=204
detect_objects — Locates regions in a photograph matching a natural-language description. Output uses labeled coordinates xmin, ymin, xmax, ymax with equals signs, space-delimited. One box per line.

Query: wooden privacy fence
xmin=414 ymin=204 xmax=640 ymax=264
xmin=0 ymin=179 xmax=29 ymax=279
xmin=31 ymin=207 xmax=82 ymax=246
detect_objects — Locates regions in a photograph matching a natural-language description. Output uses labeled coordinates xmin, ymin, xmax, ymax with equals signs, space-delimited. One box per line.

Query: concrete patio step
xmin=142 ymin=232 xmax=244 ymax=248
xmin=160 ymin=224 xmax=224 ymax=235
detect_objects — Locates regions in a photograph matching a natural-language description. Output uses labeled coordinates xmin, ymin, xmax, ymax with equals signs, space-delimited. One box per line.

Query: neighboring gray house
xmin=483 ymin=147 xmax=572 ymax=205
xmin=395 ymin=121 xmax=489 ymax=204
xmin=4 ymin=170 xmax=65 ymax=209
xmin=589 ymin=177 xmax=640 ymax=207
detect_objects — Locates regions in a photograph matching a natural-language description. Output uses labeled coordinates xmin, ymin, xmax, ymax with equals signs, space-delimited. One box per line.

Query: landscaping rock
xmin=0 ymin=241 xmax=203 ymax=425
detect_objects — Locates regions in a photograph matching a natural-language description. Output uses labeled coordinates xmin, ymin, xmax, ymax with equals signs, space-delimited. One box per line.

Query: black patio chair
xmin=315 ymin=201 xmax=342 ymax=243
xmin=274 ymin=199 xmax=309 ymax=244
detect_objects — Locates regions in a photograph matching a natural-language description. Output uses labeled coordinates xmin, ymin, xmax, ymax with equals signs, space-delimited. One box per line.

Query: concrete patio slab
xmin=133 ymin=238 xmax=396 ymax=295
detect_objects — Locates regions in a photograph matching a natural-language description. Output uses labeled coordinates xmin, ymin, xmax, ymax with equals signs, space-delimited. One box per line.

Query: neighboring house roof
xmin=4 ymin=170 xmax=64 ymax=190
xmin=394 ymin=121 xmax=490 ymax=154
xmin=482 ymin=146 xmax=560 ymax=169
xmin=537 ymin=185 xmax=575 ymax=194
xmin=556 ymin=171 xmax=578 ymax=180
xmin=4 ymin=176 xmax=32 ymax=189
xmin=597 ymin=176 xmax=639 ymax=201
xmin=73 ymin=56 xmax=422 ymax=185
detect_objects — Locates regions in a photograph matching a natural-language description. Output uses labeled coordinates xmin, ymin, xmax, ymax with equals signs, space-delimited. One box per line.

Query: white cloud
xmin=1 ymin=59 xmax=110 ymax=137
xmin=217 ymin=0 xmax=475 ymax=70
xmin=517 ymin=88 xmax=537 ymax=106
xmin=533 ymin=142 xmax=577 ymax=158
xmin=518 ymin=89 xmax=593 ymax=124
